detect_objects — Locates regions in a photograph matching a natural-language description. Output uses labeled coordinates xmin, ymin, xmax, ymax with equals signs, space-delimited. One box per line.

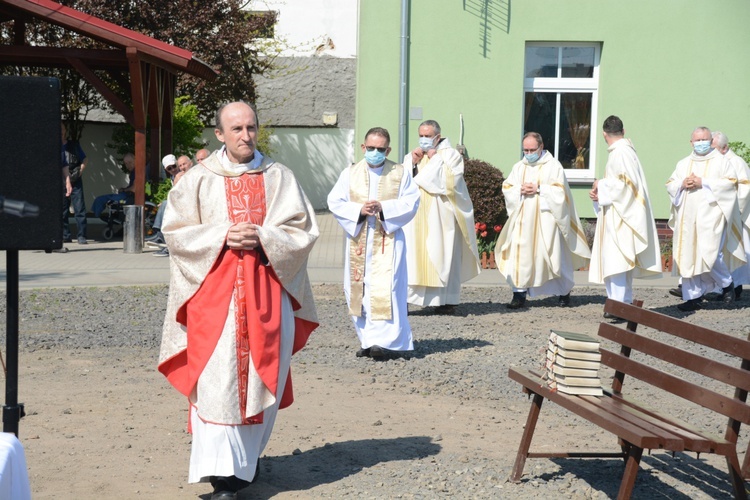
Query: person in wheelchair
xmin=146 ymin=154 xmax=191 ymax=256
xmin=91 ymin=152 xmax=136 ymax=218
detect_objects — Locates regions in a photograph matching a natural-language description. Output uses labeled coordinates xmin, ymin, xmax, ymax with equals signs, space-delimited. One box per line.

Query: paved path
xmin=0 ymin=213 xmax=677 ymax=291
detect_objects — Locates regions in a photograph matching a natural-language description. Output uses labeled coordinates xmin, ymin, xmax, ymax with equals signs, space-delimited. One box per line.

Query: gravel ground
xmin=1 ymin=283 xmax=749 ymax=499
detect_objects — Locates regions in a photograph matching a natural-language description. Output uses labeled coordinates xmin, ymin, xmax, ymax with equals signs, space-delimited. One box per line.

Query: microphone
xmin=0 ymin=196 xmax=40 ymax=217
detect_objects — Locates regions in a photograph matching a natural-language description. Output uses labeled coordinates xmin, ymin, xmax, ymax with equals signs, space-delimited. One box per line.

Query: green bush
xmin=729 ymin=141 xmax=750 ymax=164
xmin=464 ymin=158 xmax=507 ymax=253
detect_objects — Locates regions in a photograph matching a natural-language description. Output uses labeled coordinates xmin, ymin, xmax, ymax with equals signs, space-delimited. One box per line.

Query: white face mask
xmin=693 ymin=140 xmax=711 ymax=155
xmin=419 ymin=136 xmax=436 ymax=151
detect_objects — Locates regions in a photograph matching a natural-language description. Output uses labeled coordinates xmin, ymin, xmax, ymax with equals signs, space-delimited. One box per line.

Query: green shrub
xmin=729 ymin=141 xmax=750 ymax=164
xmin=464 ymin=158 xmax=507 ymax=253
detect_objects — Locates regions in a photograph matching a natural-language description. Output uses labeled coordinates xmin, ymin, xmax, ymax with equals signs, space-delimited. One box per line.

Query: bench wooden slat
xmin=508 ymin=367 xmax=669 ymax=450
xmin=604 ymin=390 xmax=735 ymax=454
xmin=601 ymin=348 xmax=750 ymax=425
xmin=599 ymin=323 xmax=750 ymax=392
xmin=604 ymin=301 xmax=750 ymax=360
xmin=576 ymin=395 xmax=685 ymax=450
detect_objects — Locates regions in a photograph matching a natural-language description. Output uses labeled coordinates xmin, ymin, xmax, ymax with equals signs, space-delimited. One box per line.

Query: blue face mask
xmin=419 ymin=137 xmax=435 ymax=151
xmin=365 ymin=149 xmax=386 ymax=166
xmin=693 ymin=140 xmax=711 ymax=155
xmin=524 ymin=151 xmax=540 ymax=163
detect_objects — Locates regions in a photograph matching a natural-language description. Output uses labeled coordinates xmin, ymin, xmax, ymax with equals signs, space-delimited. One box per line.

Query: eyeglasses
xmin=166 ymin=164 xmax=177 ymax=170
xmin=365 ymin=146 xmax=387 ymax=153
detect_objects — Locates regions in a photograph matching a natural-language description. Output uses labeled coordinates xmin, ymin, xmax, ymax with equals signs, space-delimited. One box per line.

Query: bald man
xmin=159 ymin=102 xmax=319 ymax=498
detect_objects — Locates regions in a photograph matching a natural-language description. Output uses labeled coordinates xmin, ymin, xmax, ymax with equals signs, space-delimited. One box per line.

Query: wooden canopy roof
xmin=0 ymin=0 xmax=218 ymax=205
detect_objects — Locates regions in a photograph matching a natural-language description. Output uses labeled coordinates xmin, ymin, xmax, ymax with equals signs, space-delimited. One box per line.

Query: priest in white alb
xmin=588 ymin=116 xmax=661 ymax=316
xmin=328 ymin=127 xmax=420 ymax=360
xmin=495 ymin=131 xmax=591 ymax=309
xmin=666 ymin=126 xmax=745 ymax=312
xmin=402 ymin=119 xmax=480 ymax=315
xmin=158 ymin=102 xmax=319 ymax=499
xmin=712 ymin=131 xmax=750 ymax=300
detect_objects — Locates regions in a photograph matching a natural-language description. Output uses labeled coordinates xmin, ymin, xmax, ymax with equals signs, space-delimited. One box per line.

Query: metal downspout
xmin=398 ymin=0 xmax=410 ymax=160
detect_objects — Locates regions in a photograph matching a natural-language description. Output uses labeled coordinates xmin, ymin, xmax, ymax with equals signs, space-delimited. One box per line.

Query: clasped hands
xmin=227 ymin=222 xmax=261 ymax=250
xmin=682 ymin=173 xmax=703 ymax=191
xmin=520 ymin=182 xmax=539 ymax=196
xmin=360 ymin=200 xmax=382 ymax=218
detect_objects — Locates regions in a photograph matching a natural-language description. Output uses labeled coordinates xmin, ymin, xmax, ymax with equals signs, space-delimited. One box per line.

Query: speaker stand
xmin=3 ymin=250 xmax=24 ymax=436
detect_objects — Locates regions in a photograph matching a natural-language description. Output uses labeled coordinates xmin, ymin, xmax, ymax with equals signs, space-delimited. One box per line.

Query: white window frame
xmin=523 ymin=42 xmax=601 ymax=182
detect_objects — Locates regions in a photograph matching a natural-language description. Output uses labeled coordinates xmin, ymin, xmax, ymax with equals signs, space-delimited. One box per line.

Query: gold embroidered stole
xmin=348 ymin=161 xmax=403 ymax=320
xmin=411 ymin=155 xmax=441 ymax=286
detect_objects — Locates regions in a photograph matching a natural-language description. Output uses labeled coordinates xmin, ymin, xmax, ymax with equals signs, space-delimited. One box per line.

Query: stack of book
xmin=546 ymin=329 xmax=603 ymax=396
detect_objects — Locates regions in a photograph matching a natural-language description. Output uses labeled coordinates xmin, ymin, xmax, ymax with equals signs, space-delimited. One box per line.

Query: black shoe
xmin=736 ymin=285 xmax=743 ymax=300
xmin=369 ymin=345 xmax=402 ymax=361
xmin=558 ymin=293 xmax=570 ymax=307
xmin=210 ymin=477 xmax=236 ymax=500
xmin=669 ymin=285 xmax=682 ymax=298
xmin=356 ymin=348 xmax=371 ymax=358
xmin=434 ymin=304 xmax=456 ymax=315
xmin=677 ymin=298 xmax=703 ymax=312
xmin=210 ymin=475 xmax=250 ymax=499
xmin=718 ymin=282 xmax=736 ymax=303
xmin=506 ymin=292 xmax=527 ymax=310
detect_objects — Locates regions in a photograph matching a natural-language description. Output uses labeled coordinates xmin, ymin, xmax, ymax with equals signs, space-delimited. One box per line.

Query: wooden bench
xmin=507 ymin=299 xmax=750 ymax=499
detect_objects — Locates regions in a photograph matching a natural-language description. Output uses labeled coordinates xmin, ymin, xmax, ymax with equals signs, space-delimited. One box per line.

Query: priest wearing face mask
xmin=328 ymin=127 xmax=420 ymax=360
xmin=666 ymin=126 xmax=746 ymax=312
xmin=494 ymin=132 xmax=591 ymax=310
xmin=402 ymin=119 xmax=481 ymax=315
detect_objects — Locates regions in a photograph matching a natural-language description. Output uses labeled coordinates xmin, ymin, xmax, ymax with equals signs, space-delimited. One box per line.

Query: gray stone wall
xmin=255 ymin=56 xmax=355 ymax=129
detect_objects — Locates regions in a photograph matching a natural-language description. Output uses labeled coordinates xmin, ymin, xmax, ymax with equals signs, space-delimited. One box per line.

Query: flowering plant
xmin=475 ymin=222 xmax=503 ymax=255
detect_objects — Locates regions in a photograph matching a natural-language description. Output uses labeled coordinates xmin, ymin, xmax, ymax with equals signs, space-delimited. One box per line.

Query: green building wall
xmin=356 ymin=0 xmax=750 ymax=218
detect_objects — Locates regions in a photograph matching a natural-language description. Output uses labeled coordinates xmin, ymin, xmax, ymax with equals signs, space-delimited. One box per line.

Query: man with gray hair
xmin=712 ymin=131 xmax=750 ymax=299
xmin=402 ymin=119 xmax=480 ymax=314
xmin=666 ymin=126 xmax=746 ymax=311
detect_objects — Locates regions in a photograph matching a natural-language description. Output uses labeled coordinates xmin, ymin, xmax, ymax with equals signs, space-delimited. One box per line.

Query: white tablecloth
xmin=0 ymin=433 xmax=31 ymax=500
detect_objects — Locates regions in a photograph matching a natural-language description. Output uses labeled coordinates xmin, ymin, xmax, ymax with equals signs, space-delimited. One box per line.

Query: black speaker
xmin=0 ymin=76 xmax=63 ymax=251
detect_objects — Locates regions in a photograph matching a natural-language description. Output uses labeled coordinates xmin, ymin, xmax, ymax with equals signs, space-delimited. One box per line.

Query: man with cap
xmin=146 ymin=154 xmax=180 ymax=255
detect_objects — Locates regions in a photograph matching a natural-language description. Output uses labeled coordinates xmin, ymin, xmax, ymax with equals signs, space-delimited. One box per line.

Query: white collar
xmin=219 ymin=146 xmax=264 ymax=173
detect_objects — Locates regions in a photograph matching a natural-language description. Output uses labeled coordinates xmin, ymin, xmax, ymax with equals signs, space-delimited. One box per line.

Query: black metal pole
xmin=3 ymin=250 xmax=24 ymax=436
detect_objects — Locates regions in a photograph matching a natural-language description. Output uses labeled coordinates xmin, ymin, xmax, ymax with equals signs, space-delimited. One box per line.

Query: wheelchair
xmin=100 ymin=198 xmax=159 ymax=240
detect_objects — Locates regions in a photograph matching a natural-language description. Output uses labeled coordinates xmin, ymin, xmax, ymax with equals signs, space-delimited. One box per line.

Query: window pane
xmin=525 ymin=46 xmax=557 ymax=78
xmin=523 ymin=92 xmax=592 ymax=169
xmin=561 ymin=47 xmax=594 ymax=78
xmin=523 ymin=92 xmax=557 ymax=157
xmin=559 ymin=93 xmax=592 ymax=169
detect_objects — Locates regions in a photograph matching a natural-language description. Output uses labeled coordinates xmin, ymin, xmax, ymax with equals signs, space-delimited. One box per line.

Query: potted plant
xmin=475 ymin=222 xmax=502 ymax=268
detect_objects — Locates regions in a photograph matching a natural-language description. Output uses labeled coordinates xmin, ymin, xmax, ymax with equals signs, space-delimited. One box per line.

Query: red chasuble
xmin=165 ymin=173 xmax=310 ymax=424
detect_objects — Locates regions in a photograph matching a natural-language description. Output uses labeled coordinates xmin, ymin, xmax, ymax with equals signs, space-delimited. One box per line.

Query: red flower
xmin=478 ymin=222 xmax=487 ymax=231
xmin=480 ymin=231 xmax=488 ymax=238
xmin=494 ymin=225 xmax=502 ymax=233
xmin=474 ymin=222 xmax=480 ymax=231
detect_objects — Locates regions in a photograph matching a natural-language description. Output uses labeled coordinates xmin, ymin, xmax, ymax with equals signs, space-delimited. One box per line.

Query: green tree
xmin=0 ymin=0 xmax=279 ymax=139
xmin=108 ymin=96 xmax=206 ymax=158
